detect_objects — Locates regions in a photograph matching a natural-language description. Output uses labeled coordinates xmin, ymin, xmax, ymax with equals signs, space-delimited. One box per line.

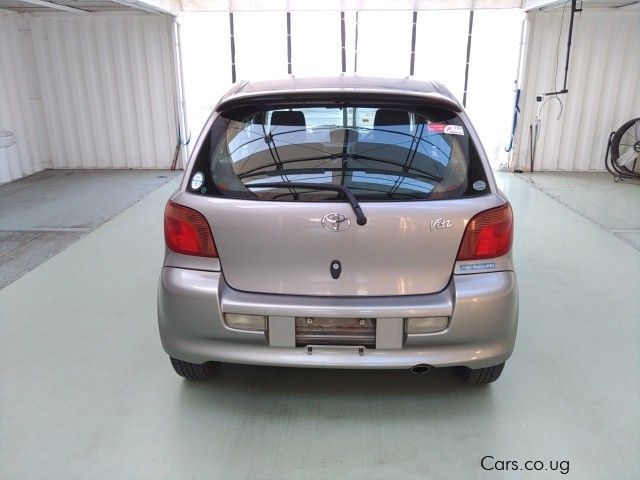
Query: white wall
xmin=0 ymin=10 xmax=49 ymax=184
xmin=512 ymin=9 xmax=640 ymax=171
xmin=30 ymin=12 xmax=179 ymax=170
xmin=0 ymin=11 xmax=179 ymax=184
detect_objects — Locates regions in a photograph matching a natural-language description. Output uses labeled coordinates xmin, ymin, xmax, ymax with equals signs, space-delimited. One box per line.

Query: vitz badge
xmin=430 ymin=218 xmax=452 ymax=231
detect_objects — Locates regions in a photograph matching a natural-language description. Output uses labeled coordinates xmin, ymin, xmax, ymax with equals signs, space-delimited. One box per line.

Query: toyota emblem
xmin=321 ymin=213 xmax=351 ymax=232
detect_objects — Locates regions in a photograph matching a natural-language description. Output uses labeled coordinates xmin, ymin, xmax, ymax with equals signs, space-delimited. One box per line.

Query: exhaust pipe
xmin=410 ymin=364 xmax=432 ymax=375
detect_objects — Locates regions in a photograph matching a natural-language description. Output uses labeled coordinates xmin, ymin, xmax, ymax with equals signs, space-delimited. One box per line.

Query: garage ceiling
xmin=577 ymin=0 xmax=638 ymax=5
xmin=1 ymin=0 xmax=637 ymax=14
xmin=0 ymin=0 xmax=135 ymax=13
xmin=0 ymin=0 xmax=179 ymax=13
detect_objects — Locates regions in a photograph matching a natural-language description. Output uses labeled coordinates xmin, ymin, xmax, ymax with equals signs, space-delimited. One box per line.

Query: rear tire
xmin=456 ymin=363 xmax=505 ymax=384
xmin=170 ymin=357 xmax=213 ymax=380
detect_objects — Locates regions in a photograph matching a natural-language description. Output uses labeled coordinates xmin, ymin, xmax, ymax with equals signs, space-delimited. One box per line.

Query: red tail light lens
xmin=164 ymin=201 xmax=218 ymax=257
xmin=457 ymin=204 xmax=513 ymax=261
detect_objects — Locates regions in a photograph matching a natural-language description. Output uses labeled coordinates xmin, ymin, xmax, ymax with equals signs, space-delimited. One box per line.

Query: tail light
xmin=164 ymin=201 xmax=217 ymax=257
xmin=457 ymin=203 xmax=513 ymax=261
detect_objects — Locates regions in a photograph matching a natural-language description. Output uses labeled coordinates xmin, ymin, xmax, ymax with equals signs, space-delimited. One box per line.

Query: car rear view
xmin=158 ymin=76 xmax=518 ymax=384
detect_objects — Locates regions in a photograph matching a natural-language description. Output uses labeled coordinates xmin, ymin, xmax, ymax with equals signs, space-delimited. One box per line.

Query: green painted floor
xmin=516 ymin=172 xmax=640 ymax=251
xmin=1 ymin=173 xmax=638 ymax=479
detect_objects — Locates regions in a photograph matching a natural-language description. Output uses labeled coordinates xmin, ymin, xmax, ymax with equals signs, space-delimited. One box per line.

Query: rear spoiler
xmin=215 ymin=89 xmax=462 ymax=114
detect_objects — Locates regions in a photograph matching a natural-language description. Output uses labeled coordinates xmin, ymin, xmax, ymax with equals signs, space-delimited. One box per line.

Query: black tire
xmin=456 ymin=363 xmax=505 ymax=384
xmin=170 ymin=357 xmax=213 ymax=380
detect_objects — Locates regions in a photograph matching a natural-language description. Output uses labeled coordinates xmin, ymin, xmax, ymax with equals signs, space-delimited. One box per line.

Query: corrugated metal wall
xmin=513 ymin=9 xmax=640 ymax=171
xmin=0 ymin=10 xmax=48 ymax=184
xmin=0 ymin=11 xmax=179 ymax=184
xmin=30 ymin=12 xmax=179 ymax=170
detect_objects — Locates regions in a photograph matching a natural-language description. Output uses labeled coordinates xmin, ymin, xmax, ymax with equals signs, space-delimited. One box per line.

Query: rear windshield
xmin=189 ymin=106 xmax=489 ymax=201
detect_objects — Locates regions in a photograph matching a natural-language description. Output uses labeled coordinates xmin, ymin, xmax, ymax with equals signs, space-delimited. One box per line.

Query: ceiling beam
xmin=109 ymin=0 xmax=164 ymax=14
xmin=111 ymin=0 xmax=181 ymax=14
xmin=15 ymin=0 xmax=91 ymax=14
xmin=523 ymin=0 xmax=640 ymax=12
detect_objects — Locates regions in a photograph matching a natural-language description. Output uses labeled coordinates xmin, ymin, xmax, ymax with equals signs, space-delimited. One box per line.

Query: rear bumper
xmin=158 ymin=269 xmax=518 ymax=370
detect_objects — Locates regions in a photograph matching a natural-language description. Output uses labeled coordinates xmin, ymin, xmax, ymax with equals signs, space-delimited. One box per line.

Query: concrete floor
xmin=0 ymin=169 xmax=181 ymax=289
xmin=0 ymin=173 xmax=639 ymax=479
xmin=517 ymin=171 xmax=640 ymax=250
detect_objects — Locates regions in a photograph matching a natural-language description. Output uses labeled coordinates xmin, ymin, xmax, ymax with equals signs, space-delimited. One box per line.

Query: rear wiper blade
xmin=246 ymin=182 xmax=367 ymax=226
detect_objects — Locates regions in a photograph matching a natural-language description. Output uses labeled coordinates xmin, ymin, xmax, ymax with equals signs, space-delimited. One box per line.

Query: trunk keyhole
xmin=330 ymin=260 xmax=342 ymax=279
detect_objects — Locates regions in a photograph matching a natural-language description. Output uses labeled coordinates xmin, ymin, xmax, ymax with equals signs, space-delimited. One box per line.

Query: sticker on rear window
xmin=472 ymin=180 xmax=486 ymax=191
xmin=427 ymin=122 xmax=446 ymax=134
xmin=444 ymin=125 xmax=464 ymax=136
xmin=190 ymin=171 xmax=205 ymax=190
xmin=427 ymin=123 xmax=464 ymax=135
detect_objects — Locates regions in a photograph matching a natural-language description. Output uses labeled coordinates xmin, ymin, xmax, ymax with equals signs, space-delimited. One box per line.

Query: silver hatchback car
xmin=158 ymin=76 xmax=518 ymax=384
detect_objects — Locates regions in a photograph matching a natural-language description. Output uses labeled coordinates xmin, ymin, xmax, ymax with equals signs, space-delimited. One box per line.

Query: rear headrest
xmin=374 ymin=109 xmax=410 ymax=127
xmin=270 ymin=111 xmax=306 ymax=127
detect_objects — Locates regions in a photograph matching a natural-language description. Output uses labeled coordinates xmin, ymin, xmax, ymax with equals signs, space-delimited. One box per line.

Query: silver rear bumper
xmin=158 ymin=268 xmax=518 ymax=369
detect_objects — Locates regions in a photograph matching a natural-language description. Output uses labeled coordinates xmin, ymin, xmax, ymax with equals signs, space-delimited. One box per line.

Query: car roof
xmin=215 ymin=75 xmax=462 ymax=113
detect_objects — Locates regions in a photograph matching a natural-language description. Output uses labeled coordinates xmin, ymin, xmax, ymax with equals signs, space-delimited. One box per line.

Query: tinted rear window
xmin=189 ymin=106 xmax=489 ymax=201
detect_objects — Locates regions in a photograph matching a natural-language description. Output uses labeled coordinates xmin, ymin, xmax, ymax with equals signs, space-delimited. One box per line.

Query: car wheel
xmin=170 ymin=357 xmax=213 ymax=380
xmin=456 ymin=363 xmax=505 ymax=384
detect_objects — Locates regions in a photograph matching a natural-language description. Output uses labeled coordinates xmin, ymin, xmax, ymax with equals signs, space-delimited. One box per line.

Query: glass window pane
xmin=234 ymin=12 xmax=288 ymax=81
xmin=290 ymin=11 xmax=342 ymax=76
xmin=192 ymin=105 xmax=488 ymax=202
xmin=179 ymin=12 xmax=232 ymax=145
xmin=413 ymin=10 xmax=469 ymax=102
xmin=466 ymin=9 xmax=524 ymax=167
xmin=356 ymin=11 xmax=413 ymax=77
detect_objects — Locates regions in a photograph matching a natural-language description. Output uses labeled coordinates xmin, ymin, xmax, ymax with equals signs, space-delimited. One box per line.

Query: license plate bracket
xmin=295 ymin=317 xmax=376 ymax=348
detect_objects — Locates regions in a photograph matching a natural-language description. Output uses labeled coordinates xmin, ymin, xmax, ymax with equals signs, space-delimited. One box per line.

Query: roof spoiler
xmin=215 ymin=89 xmax=462 ymax=114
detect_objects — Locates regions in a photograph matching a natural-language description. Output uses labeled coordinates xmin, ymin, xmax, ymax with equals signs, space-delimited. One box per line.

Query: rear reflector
xmin=456 ymin=203 xmax=513 ymax=261
xmin=164 ymin=200 xmax=217 ymax=257
xmin=405 ymin=316 xmax=449 ymax=334
xmin=225 ymin=314 xmax=266 ymax=331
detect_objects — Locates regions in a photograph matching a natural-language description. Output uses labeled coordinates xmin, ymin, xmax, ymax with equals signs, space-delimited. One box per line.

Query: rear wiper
xmin=246 ymin=182 xmax=367 ymax=226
